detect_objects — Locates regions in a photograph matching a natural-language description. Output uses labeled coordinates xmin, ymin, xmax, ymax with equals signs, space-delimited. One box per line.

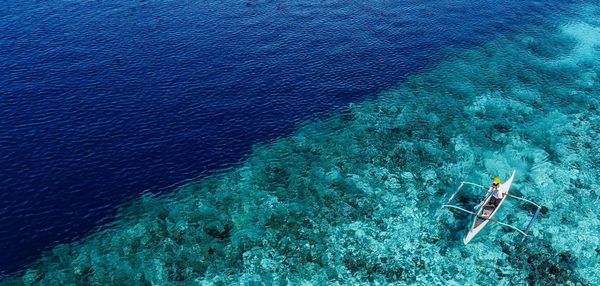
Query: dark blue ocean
xmin=0 ymin=0 xmax=576 ymax=277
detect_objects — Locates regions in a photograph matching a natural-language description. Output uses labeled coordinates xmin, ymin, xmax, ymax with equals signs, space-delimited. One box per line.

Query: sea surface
xmin=1 ymin=0 xmax=599 ymax=284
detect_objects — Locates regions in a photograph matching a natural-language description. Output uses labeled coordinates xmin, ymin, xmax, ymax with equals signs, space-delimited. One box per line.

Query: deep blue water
xmin=0 ymin=0 xmax=572 ymax=276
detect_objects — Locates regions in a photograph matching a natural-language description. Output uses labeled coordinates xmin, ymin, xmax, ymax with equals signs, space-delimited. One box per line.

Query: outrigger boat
xmin=441 ymin=170 xmax=542 ymax=244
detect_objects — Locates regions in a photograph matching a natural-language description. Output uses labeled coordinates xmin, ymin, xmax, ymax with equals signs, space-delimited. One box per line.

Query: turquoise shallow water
xmin=4 ymin=3 xmax=600 ymax=285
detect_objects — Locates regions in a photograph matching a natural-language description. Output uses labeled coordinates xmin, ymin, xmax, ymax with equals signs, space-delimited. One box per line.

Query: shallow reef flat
xmin=4 ymin=4 xmax=600 ymax=286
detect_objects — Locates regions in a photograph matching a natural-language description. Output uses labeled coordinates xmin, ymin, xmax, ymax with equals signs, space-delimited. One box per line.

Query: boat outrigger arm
xmin=441 ymin=179 xmax=542 ymax=239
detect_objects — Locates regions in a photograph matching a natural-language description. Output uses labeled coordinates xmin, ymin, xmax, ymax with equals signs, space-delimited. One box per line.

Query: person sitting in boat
xmin=487 ymin=177 xmax=505 ymax=207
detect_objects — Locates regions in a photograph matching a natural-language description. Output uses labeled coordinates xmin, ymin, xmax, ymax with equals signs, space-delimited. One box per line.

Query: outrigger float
xmin=442 ymin=170 xmax=542 ymax=244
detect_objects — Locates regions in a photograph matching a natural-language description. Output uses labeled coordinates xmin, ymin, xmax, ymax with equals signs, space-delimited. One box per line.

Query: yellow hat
xmin=493 ymin=177 xmax=501 ymax=184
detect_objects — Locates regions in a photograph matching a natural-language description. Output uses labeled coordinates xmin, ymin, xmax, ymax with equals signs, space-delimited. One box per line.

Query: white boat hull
xmin=463 ymin=170 xmax=515 ymax=244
